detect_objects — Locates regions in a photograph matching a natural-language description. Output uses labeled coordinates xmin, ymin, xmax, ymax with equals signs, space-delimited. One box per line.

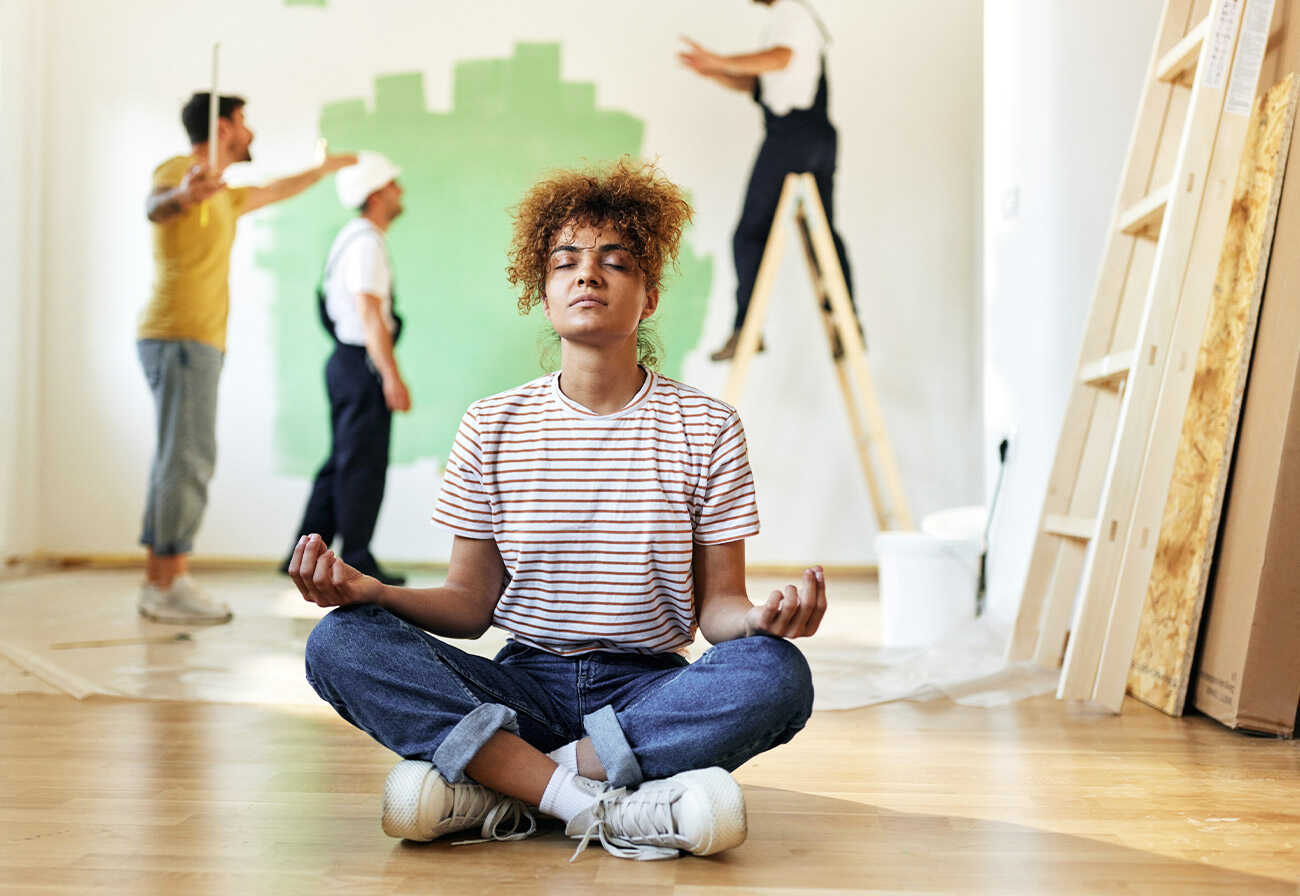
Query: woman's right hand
xmin=288 ymin=533 xmax=383 ymax=607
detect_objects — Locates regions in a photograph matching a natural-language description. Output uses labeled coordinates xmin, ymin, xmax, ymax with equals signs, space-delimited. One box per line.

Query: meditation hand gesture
xmin=744 ymin=567 xmax=827 ymax=640
xmin=289 ymin=533 xmax=383 ymax=607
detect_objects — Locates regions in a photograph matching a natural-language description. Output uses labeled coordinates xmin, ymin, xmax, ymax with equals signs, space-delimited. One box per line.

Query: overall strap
xmin=316 ymin=224 xmax=384 ymax=343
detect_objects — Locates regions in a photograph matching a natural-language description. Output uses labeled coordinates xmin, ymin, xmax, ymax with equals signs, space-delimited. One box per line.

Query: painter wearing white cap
xmin=336 ymin=151 xmax=403 ymax=209
xmin=284 ymin=149 xmax=410 ymax=586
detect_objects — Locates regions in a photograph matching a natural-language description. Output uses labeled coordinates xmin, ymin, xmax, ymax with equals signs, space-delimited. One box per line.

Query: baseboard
xmin=11 ymin=554 xmax=878 ymax=581
xmin=744 ymin=564 xmax=877 ymax=580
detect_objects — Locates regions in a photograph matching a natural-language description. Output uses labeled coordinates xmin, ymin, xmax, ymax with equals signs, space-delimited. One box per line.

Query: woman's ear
xmin=641 ymin=286 xmax=660 ymax=320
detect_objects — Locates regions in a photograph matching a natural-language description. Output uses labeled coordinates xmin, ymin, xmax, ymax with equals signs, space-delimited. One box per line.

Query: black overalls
xmin=290 ymin=232 xmax=404 ymax=578
xmin=732 ymin=53 xmax=855 ymax=333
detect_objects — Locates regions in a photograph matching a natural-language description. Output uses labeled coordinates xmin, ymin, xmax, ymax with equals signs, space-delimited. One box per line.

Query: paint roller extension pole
xmin=200 ymin=42 xmax=220 ymax=227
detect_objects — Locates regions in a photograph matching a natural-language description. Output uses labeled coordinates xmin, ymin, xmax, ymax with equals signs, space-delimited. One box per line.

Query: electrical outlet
xmin=1001 ymin=186 xmax=1020 ymax=220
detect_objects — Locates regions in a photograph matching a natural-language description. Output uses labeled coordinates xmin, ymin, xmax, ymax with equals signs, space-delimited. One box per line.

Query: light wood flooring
xmin=2 ymin=691 xmax=1297 ymax=894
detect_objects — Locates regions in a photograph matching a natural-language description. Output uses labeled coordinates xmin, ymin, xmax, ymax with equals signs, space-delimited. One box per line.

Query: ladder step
xmin=1117 ymin=182 xmax=1172 ymax=239
xmin=1044 ymin=514 xmax=1095 ymax=541
xmin=1079 ymin=349 xmax=1135 ymax=389
xmin=1155 ymin=16 xmax=1209 ymax=86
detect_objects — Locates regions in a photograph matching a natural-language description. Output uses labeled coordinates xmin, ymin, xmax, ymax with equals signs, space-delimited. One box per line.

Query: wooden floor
xmin=2 ymin=693 xmax=1297 ymax=894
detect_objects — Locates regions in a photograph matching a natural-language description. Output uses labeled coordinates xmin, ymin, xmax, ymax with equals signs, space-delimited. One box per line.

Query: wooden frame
xmin=1009 ymin=0 xmax=1277 ymax=712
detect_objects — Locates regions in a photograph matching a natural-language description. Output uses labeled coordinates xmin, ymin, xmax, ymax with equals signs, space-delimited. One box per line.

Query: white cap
xmin=336 ymin=151 xmax=402 ymax=209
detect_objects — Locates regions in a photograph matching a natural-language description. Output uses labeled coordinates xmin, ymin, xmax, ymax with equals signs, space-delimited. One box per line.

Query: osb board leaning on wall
xmin=1127 ymin=73 xmax=1300 ymax=716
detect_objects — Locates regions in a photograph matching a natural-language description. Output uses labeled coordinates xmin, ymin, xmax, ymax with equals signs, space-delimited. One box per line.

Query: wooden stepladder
xmin=1007 ymin=0 xmax=1275 ymax=710
xmin=723 ymin=172 xmax=913 ymax=532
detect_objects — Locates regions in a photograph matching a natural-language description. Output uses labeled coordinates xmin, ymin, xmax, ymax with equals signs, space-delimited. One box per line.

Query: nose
xmin=576 ymin=255 xmax=602 ymax=286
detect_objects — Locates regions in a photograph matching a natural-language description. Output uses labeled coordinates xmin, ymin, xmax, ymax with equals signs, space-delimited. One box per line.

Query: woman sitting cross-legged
xmin=289 ymin=158 xmax=825 ymax=861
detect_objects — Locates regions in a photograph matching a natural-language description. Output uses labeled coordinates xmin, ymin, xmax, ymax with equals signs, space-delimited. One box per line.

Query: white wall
xmin=982 ymin=0 xmax=1161 ymax=622
xmin=0 ymin=0 xmax=45 ymax=560
xmin=29 ymin=0 xmax=982 ymax=566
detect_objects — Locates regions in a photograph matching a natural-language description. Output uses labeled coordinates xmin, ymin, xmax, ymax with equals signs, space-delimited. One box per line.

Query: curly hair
xmin=506 ymin=159 xmax=693 ymax=367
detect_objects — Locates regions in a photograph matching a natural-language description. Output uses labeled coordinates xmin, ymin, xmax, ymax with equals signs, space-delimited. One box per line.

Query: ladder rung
xmin=1155 ymin=16 xmax=1209 ymax=86
xmin=1044 ymin=514 xmax=1095 ymax=541
xmin=1117 ymin=183 xmax=1172 ymax=238
xmin=1079 ymin=350 xmax=1134 ymax=389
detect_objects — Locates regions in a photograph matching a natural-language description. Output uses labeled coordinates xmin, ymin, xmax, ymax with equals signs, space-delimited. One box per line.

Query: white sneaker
xmin=137 ymin=575 xmax=232 ymax=625
xmin=382 ymin=759 xmax=536 ymax=843
xmin=565 ymin=767 xmax=747 ymax=861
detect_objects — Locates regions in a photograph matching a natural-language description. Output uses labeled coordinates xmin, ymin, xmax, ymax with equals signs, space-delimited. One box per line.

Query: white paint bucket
xmin=920 ymin=504 xmax=987 ymax=547
xmin=875 ymin=530 xmax=981 ymax=647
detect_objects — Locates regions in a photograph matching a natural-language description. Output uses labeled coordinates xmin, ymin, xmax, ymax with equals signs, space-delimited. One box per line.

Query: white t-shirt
xmin=431 ymin=370 xmax=761 ymax=657
xmin=759 ymin=0 xmax=827 ymax=116
xmin=323 ymin=218 xmax=396 ymax=347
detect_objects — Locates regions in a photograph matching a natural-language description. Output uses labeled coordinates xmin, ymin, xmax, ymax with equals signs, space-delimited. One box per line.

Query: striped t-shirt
xmin=431 ymin=369 xmax=760 ymax=656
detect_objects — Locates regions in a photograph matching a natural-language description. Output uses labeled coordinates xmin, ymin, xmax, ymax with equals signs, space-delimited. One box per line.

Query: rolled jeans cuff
xmin=432 ymin=702 xmax=518 ymax=784
xmin=584 ymin=704 xmax=642 ymax=788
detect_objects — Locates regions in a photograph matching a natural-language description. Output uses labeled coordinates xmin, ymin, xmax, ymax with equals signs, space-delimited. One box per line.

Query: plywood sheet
xmin=1128 ymin=74 xmax=1300 ymax=714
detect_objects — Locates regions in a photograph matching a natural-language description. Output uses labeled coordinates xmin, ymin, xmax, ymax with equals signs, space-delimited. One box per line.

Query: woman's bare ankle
xmin=576 ymin=737 xmax=607 ymax=781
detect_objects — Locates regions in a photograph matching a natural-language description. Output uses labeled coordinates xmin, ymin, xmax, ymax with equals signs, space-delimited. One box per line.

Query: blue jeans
xmin=305 ymin=604 xmax=814 ymax=788
xmin=137 ymin=339 xmax=225 ymax=556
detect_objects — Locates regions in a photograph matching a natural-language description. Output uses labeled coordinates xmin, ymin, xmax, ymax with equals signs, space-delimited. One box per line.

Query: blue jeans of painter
xmin=137 ymin=339 xmax=224 ymax=556
xmin=305 ymin=604 xmax=815 ymax=788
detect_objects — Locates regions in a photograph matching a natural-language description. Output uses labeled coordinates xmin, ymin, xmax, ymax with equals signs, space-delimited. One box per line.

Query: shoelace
xmin=568 ymin=786 xmax=681 ymax=862
xmin=451 ymin=796 xmax=537 ymax=846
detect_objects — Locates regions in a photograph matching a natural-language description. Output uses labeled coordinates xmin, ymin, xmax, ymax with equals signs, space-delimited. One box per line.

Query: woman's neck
xmin=557 ymin=340 xmax=647 ymax=415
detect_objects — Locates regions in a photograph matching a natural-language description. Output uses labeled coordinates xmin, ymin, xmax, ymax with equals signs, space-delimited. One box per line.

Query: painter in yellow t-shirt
xmin=137 ymin=155 xmax=253 ymax=352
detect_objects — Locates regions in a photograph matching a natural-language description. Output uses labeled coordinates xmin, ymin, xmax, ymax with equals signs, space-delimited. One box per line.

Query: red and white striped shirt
xmin=432 ymin=370 xmax=760 ymax=656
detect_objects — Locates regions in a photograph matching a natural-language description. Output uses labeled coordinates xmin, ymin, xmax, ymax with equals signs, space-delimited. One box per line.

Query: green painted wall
xmin=256 ymin=44 xmax=712 ymax=476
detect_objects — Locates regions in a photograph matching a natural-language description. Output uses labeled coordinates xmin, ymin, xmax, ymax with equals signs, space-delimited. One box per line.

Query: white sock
xmin=546 ymin=741 xmax=579 ymax=774
xmin=538 ymin=767 xmax=600 ymax=824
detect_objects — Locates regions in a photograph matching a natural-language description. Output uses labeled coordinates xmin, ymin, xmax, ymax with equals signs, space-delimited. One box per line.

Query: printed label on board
xmin=1202 ymin=0 xmax=1243 ymax=90
xmin=1226 ymin=0 xmax=1276 ymax=115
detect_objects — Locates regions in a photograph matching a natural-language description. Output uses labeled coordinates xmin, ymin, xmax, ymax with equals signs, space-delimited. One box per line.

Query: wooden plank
xmin=1157 ymin=15 xmax=1211 ymax=85
xmin=1008 ymin=0 xmax=1199 ymax=663
xmin=1124 ymin=74 xmax=1297 ymax=715
xmin=1043 ymin=514 xmax=1096 ymax=541
xmin=1080 ymin=350 xmax=1136 ymax=389
xmin=1117 ymin=182 xmax=1173 ymax=238
xmin=1057 ymin=0 xmax=1249 ymax=702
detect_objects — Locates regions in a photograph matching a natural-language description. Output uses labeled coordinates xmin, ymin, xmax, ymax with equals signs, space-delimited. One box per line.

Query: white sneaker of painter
xmin=565 ymin=767 xmax=747 ymax=861
xmin=137 ymin=575 xmax=232 ymax=625
xmin=382 ymin=759 xmax=536 ymax=844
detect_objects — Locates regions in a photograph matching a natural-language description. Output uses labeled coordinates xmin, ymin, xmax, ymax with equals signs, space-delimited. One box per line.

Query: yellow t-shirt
xmin=137 ymin=155 xmax=253 ymax=351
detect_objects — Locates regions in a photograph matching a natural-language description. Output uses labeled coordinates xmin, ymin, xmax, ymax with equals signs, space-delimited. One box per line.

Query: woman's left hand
xmin=744 ymin=566 xmax=827 ymax=639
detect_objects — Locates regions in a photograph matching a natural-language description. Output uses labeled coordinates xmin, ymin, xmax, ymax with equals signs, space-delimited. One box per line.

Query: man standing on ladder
xmin=284 ymin=152 xmax=411 ymax=587
xmin=680 ymin=0 xmax=856 ymax=362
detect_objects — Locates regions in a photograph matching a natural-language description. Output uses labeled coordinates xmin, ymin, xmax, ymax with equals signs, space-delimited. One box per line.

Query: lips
xmin=569 ymin=294 xmax=607 ymax=308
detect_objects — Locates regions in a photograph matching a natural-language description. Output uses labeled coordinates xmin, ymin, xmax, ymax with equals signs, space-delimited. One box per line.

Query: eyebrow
xmin=549 ymin=243 xmax=632 ymax=255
